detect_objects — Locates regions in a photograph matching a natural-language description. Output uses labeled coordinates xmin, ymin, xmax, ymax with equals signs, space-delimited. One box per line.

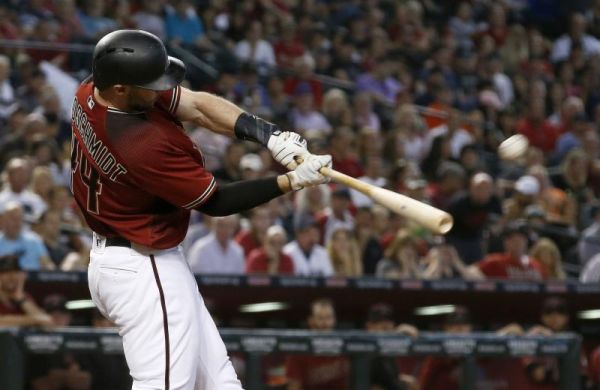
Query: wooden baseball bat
xmin=320 ymin=167 xmax=454 ymax=234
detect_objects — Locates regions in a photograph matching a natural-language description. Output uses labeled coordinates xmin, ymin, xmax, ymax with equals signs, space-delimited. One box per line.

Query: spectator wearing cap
xmin=188 ymin=215 xmax=245 ymax=274
xmin=315 ymin=187 xmax=354 ymax=245
xmin=0 ymin=253 xmax=51 ymax=327
xmin=446 ymin=173 xmax=502 ymax=264
xmin=246 ymin=225 xmax=294 ymax=275
xmin=0 ymin=157 xmax=47 ymax=222
xmin=283 ymin=213 xmax=333 ymax=276
xmin=0 ymin=202 xmax=53 ymax=270
xmin=365 ymin=303 xmax=418 ymax=390
xmin=473 ymin=221 xmax=549 ymax=281
xmin=289 ymin=82 xmax=331 ymax=134
xmin=235 ymin=206 xmax=272 ymax=258
xmin=503 ymin=175 xmax=541 ymax=222
xmin=523 ymin=297 xmax=575 ymax=387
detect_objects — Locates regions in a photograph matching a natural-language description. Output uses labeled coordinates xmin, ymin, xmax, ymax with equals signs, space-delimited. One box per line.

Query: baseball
xmin=498 ymin=134 xmax=529 ymax=161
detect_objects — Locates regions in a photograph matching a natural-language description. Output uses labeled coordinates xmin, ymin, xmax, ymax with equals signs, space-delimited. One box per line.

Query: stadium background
xmin=0 ymin=0 xmax=600 ymax=389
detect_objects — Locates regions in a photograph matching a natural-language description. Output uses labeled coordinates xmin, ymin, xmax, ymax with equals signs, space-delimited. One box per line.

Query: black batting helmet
xmin=92 ymin=30 xmax=186 ymax=91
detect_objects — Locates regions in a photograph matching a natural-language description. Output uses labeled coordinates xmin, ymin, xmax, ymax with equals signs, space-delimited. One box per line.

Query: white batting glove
xmin=285 ymin=154 xmax=332 ymax=191
xmin=267 ymin=131 xmax=309 ymax=170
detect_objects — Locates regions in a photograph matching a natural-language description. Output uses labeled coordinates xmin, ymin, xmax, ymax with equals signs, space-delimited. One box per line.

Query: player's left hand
xmin=267 ymin=131 xmax=309 ymax=170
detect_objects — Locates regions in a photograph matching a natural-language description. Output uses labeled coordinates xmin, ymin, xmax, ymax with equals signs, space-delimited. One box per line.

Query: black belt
xmin=105 ymin=236 xmax=132 ymax=248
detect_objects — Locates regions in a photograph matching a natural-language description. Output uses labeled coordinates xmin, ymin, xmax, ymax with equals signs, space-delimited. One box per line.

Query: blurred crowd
xmin=0 ymin=0 xmax=599 ymax=284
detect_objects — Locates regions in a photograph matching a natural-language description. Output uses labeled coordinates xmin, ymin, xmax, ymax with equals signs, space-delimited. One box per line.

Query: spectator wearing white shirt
xmin=188 ymin=215 xmax=245 ymax=274
xmin=581 ymin=253 xmax=600 ymax=283
xmin=234 ymin=21 xmax=276 ymax=76
xmin=283 ymin=213 xmax=333 ymax=277
xmin=551 ymin=13 xmax=600 ymax=63
xmin=0 ymin=158 xmax=46 ymax=222
xmin=316 ymin=187 xmax=355 ymax=245
xmin=0 ymin=55 xmax=17 ymax=122
xmin=350 ymin=157 xmax=386 ymax=208
xmin=579 ymin=206 xmax=600 ymax=265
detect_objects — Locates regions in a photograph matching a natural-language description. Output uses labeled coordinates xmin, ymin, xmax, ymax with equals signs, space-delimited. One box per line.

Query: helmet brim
xmin=137 ymin=56 xmax=186 ymax=91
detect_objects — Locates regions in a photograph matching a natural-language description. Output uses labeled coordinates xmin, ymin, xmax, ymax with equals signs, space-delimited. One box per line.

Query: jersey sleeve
xmin=127 ymin=135 xmax=217 ymax=210
xmin=155 ymin=86 xmax=182 ymax=116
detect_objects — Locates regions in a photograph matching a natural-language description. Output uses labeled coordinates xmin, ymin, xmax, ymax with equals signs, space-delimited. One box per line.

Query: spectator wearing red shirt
xmin=235 ymin=206 xmax=272 ymax=257
xmin=475 ymin=221 xmax=549 ymax=281
xmin=246 ymin=225 xmax=294 ymax=274
xmin=0 ymin=255 xmax=51 ymax=327
xmin=273 ymin=23 xmax=305 ymax=68
xmin=285 ymin=298 xmax=350 ymax=390
xmin=516 ymin=97 xmax=559 ymax=154
xmin=284 ymin=54 xmax=323 ymax=108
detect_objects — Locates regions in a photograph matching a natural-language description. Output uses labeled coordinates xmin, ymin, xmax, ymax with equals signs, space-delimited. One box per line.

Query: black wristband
xmin=233 ymin=112 xmax=281 ymax=146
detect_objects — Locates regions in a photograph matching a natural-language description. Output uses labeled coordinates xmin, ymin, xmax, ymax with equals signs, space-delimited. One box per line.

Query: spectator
xmin=321 ymin=88 xmax=353 ymax=128
xmin=246 ymin=225 xmax=293 ymax=275
xmin=353 ymin=206 xmax=385 ymax=275
xmin=554 ymin=112 xmax=589 ymax=162
xmin=329 ymin=127 xmax=364 ymax=178
xmin=516 ymin=97 xmax=559 ymax=155
xmin=238 ymin=153 xmax=264 ymax=181
xmin=529 ymin=238 xmax=566 ymax=280
xmin=294 ymin=185 xmax=331 ymax=220
xmin=420 ymin=134 xmax=451 ymax=181
xmin=284 ymin=54 xmax=323 ymax=108
xmin=213 ymin=141 xmax=245 ymax=183
xmin=0 ymin=157 xmax=47 ymax=221
xmin=0 ymin=54 xmax=17 ymax=122
xmin=78 ymin=0 xmax=118 ymax=40
xmin=551 ymin=12 xmax=600 ymax=63
xmin=188 ymin=215 xmax=245 ymax=274
xmin=0 ymin=254 xmax=51 ymax=327
xmin=36 ymin=209 xmax=83 ymax=270
xmin=580 ymin=252 xmax=600 ymax=283
xmin=164 ymin=0 xmax=211 ymax=50
xmin=0 ymin=202 xmax=52 ymax=270
xmin=551 ymin=148 xmax=594 ymax=223
xmin=234 ymin=21 xmax=276 ymax=76
xmin=283 ymin=213 xmax=333 ymax=277
xmin=365 ymin=303 xmax=418 ymax=390
xmin=446 ymin=172 xmax=502 ymax=264
xmin=315 ymin=187 xmax=354 ymax=244
xmin=352 ymin=91 xmax=380 ymax=133
xmin=285 ymin=298 xmax=350 ymax=389
xmin=428 ymin=161 xmax=467 ymax=211
xmin=448 ymin=2 xmax=478 ymax=49
xmin=474 ymin=221 xmax=549 ymax=281
xmin=356 ymin=59 xmax=403 ymax=106
xmin=132 ymin=0 xmax=166 ymax=41
xmin=235 ymin=206 xmax=271 ymax=258
xmin=422 ymin=236 xmax=483 ymax=280
xmin=503 ymin=175 xmax=541 ymax=221
xmin=289 ymin=82 xmax=331 ymax=134
xmin=376 ymin=230 xmax=423 ymax=279
xmin=326 ymin=228 xmax=362 ymax=277
xmin=578 ymin=205 xmax=600 ymax=265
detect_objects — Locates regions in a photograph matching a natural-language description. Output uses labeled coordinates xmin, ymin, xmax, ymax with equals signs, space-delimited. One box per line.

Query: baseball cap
xmin=541 ymin=297 xmax=568 ymax=315
xmin=239 ymin=153 xmax=264 ymax=172
xmin=367 ymin=303 xmax=395 ymax=323
xmin=515 ymin=175 xmax=540 ymax=196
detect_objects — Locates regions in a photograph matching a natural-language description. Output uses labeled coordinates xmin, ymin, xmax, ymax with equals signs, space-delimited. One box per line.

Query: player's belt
xmin=105 ymin=236 xmax=132 ymax=248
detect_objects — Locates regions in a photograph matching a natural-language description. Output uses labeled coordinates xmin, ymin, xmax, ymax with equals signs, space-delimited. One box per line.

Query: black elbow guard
xmin=234 ymin=112 xmax=281 ymax=146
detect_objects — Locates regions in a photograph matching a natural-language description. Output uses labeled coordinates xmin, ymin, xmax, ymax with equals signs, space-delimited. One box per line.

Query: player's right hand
xmin=285 ymin=154 xmax=332 ymax=191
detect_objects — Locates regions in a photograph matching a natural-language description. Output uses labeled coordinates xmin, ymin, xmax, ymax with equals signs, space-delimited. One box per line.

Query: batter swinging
xmin=71 ymin=30 xmax=331 ymax=389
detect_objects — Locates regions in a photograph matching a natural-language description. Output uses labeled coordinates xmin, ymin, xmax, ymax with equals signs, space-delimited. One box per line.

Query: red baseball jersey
xmin=70 ymin=80 xmax=217 ymax=248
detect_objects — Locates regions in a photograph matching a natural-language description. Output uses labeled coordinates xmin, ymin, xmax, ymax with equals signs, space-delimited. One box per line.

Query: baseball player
xmin=71 ymin=30 xmax=331 ymax=390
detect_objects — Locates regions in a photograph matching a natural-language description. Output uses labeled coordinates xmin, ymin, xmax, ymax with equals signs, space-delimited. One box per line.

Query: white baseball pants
xmin=88 ymin=234 xmax=243 ymax=390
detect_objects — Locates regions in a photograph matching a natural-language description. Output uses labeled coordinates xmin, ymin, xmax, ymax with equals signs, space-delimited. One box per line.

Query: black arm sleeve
xmin=233 ymin=112 xmax=281 ymax=146
xmin=196 ymin=176 xmax=284 ymax=216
